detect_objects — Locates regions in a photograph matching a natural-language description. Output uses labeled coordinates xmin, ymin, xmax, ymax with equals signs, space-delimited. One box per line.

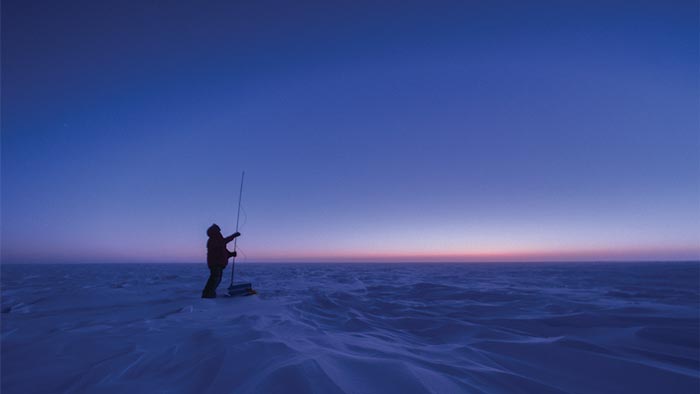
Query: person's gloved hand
xmin=232 ymin=251 xmax=237 ymax=257
xmin=233 ymin=232 xmax=241 ymax=237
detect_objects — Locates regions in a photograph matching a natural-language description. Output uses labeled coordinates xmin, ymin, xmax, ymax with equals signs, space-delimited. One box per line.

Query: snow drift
xmin=2 ymin=262 xmax=698 ymax=393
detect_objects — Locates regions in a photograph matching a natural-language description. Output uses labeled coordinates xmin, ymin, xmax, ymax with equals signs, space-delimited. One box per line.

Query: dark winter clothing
xmin=201 ymin=226 xmax=239 ymax=298
xmin=207 ymin=234 xmax=237 ymax=268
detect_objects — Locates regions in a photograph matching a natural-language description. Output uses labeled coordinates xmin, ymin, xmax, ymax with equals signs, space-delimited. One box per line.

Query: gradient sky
xmin=2 ymin=0 xmax=699 ymax=263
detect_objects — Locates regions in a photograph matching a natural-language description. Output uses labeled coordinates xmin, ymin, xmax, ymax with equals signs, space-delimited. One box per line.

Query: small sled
xmin=227 ymin=283 xmax=256 ymax=297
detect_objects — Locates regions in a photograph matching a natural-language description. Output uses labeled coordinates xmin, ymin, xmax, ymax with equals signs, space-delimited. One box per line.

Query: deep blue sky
xmin=2 ymin=0 xmax=698 ymax=262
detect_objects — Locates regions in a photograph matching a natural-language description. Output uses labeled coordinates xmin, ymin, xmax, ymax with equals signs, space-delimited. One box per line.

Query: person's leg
xmin=202 ymin=266 xmax=217 ymax=298
xmin=211 ymin=267 xmax=223 ymax=296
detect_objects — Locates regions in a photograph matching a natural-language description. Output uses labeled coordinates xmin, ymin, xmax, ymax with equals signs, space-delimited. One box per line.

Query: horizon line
xmin=2 ymin=259 xmax=699 ymax=265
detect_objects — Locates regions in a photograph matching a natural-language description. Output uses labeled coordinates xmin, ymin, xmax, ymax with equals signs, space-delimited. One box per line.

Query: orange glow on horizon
xmin=7 ymin=245 xmax=698 ymax=263
xmin=239 ymin=245 xmax=700 ymax=263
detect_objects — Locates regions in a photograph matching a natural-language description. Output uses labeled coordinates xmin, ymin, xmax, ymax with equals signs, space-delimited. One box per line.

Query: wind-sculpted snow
xmin=2 ymin=263 xmax=698 ymax=393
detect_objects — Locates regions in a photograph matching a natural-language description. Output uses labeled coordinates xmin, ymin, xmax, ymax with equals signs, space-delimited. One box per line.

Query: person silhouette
xmin=201 ymin=224 xmax=241 ymax=298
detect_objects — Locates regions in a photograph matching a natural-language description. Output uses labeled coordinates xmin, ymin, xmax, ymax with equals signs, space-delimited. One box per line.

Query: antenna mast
xmin=229 ymin=171 xmax=245 ymax=287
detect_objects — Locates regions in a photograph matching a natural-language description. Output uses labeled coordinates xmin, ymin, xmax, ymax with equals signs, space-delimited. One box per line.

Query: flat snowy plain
xmin=2 ymin=262 xmax=699 ymax=393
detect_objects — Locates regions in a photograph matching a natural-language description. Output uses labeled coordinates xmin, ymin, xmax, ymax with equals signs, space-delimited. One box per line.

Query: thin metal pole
xmin=229 ymin=171 xmax=245 ymax=287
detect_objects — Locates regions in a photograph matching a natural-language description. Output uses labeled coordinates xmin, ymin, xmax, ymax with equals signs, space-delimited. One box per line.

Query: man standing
xmin=202 ymin=224 xmax=241 ymax=298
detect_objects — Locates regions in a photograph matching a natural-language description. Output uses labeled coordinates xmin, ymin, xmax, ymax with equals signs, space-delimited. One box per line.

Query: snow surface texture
xmin=2 ymin=262 xmax=699 ymax=394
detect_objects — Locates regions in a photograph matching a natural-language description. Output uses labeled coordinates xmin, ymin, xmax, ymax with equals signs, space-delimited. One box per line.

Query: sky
xmin=2 ymin=0 xmax=699 ymax=263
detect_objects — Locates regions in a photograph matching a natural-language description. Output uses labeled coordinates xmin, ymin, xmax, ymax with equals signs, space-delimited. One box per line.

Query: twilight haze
xmin=2 ymin=0 xmax=698 ymax=263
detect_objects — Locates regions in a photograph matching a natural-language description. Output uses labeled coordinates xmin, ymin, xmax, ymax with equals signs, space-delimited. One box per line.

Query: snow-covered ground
xmin=2 ymin=262 xmax=698 ymax=393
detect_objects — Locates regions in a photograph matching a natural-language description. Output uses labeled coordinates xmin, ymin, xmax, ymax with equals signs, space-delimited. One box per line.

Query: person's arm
xmin=228 ymin=251 xmax=237 ymax=258
xmin=224 ymin=232 xmax=241 ymax=243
